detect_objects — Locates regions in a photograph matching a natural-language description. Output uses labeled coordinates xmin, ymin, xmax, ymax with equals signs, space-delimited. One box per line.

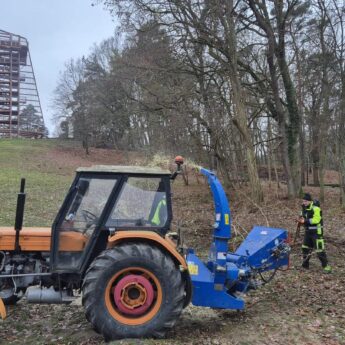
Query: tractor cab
xmin=51 ymin=165 xmax=173 ymax=273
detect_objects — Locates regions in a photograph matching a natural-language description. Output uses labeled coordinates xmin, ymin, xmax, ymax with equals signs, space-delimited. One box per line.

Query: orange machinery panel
xmin=0 ymin=227 xmax=87 ymax=252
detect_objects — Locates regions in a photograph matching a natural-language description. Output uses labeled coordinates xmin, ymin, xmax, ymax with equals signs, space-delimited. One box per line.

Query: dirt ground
xmin=0 ymin=141 xmax=344 ymax=345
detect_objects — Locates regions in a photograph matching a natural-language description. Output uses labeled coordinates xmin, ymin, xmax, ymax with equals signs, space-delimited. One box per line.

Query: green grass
xmin=0 ymin=139 xmax=73 ymax=226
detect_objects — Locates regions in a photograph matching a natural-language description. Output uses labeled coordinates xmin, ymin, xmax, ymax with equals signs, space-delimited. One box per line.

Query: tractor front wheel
xmin=82 ymin=242 xmax=185 ymax=340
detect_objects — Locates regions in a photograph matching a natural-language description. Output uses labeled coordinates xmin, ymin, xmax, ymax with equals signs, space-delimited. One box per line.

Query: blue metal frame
xmin=187 ymin=167 xmax=290 ymax=310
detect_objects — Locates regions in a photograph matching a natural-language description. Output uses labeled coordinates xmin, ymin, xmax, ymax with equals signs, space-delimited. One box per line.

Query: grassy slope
xmin=0 ymin=139 xmax=72 ymax=227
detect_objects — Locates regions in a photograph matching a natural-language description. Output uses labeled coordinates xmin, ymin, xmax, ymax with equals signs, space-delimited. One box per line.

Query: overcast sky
xmin=1 ymin=0 xmax=116 ymax=135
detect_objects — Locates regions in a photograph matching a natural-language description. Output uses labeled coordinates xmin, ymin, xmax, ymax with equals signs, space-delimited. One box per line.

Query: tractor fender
xmin=107 ymin=231 xmax=192 ymax=308
xmin=108 ymin=231 xmax=187 ymax=269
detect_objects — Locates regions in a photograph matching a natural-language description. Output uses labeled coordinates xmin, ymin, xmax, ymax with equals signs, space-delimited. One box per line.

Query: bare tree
xmin=101 ymin=0 xmax=264 ymax=201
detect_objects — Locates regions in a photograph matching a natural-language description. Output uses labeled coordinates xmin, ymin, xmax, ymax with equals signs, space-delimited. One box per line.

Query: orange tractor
xmin=0 ymin=163 xmax=190 ymax=339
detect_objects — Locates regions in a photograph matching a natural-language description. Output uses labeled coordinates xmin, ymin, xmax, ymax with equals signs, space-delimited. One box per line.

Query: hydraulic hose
xmin=0 ymin=252 xmax=5 ymax=271
xmin=258 ymin=267 xmax=278 ymax=284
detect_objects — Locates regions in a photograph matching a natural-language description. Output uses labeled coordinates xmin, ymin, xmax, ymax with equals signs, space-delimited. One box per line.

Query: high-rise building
xmin=0 ymin=29 xmax=45 ymax=138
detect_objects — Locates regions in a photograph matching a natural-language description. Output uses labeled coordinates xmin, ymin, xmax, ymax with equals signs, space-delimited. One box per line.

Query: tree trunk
xmin=267 ymin=117 xmax=273 ymax=187
xmin=312 ymin=149 xmax=320 ymax=186
xmin=265 ymin=41 xmax=296 ymax=197
xmin=275 ymin=54 xmax=301 ymax=195
xmin=338 ymin=82 xmax=345 ymax=207
xmin=248 ymin=0 xmax=301 ymax=197
xmin=232 ymin=85 xmax=263 ymax=202
xmin=82 ymin=135 xmax=90 ymax=155
xmin=225 ymin=0 xmax=263 ymax=202
xmin=294 ymin=39 xmax=306 ymax=187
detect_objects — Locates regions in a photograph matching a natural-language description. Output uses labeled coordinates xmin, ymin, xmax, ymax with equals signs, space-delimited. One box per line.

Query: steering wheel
xmin=135 ymin=217 xmax=147 ymax=226
xmin=81 ymin=209 xmax=98 ymax=232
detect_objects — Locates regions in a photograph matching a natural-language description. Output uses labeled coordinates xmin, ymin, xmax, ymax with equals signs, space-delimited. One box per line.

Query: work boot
xmin=302 ymin=248 xmax=311 ymax=269
xmin=323 ymin=265 xmax=332 ymax=274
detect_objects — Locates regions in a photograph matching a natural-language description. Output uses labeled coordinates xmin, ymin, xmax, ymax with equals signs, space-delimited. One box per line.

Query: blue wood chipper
xmin=187 ymin=166 xmax=290 ymax=310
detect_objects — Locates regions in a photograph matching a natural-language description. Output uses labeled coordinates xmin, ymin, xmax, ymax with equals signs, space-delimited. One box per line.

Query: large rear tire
xmin=82 ymin=242 xmax=185 ymax=340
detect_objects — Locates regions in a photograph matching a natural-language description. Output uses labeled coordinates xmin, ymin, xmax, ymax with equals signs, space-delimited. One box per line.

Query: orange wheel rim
xmin=105 ymin=267 xmax=163 ymax=325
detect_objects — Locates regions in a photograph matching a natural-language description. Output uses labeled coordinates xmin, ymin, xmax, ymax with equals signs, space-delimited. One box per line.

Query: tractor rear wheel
xmin=82 ymin=242 xmax=185 ymax=340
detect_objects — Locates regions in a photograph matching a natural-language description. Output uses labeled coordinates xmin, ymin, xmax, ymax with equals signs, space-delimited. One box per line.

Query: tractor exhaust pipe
xmin=14 ymin=178 xmax=26 ymax=253
xmin=26 ymin=287 xmax=75 ymax=304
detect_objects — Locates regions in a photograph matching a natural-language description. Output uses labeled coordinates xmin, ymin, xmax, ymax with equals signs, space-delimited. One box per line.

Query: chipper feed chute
xmin=233 ymin=226 xmax=289 ymax=270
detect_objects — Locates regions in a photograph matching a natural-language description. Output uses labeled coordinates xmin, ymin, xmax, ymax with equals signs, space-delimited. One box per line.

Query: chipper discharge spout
xmin=186 ymin=168 xmax=290 ymax=310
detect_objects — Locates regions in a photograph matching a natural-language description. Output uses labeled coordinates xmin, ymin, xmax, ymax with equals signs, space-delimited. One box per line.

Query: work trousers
xmin=302 ymin=231 xmax=328 ymax=268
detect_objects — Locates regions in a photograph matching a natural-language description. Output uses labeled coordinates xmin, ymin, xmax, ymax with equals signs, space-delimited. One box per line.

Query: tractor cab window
xmin=106 ymin=177 xmax=168 ymax=229
xmin=56 ymin=177 xmax=117 ymax=269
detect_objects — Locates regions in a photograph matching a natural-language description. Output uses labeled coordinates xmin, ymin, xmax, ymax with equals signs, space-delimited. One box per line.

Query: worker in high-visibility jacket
xmin=151 ymin=196 xmax=167 ymax=227
xmin=297 ymin=193 xmax=332 ymax=273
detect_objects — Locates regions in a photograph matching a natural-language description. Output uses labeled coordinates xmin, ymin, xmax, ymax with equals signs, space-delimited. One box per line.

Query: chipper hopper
xmin=0 ymin=157 xmax=290 ymax=340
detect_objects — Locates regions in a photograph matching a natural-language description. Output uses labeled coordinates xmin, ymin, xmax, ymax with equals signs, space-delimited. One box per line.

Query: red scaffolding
xmin=0 ymin=29 xmax=45 ymax=138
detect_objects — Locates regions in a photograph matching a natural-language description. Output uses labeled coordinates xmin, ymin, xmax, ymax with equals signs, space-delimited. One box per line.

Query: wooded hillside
xmin=54 ymin=0 xmax=345 ymax=203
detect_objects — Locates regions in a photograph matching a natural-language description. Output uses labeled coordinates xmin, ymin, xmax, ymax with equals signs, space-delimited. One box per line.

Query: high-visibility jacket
xmin=301 ymin=202 xmax=323 ymax=236
xmin=151 ymin=199 xmax=167 ymax=226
